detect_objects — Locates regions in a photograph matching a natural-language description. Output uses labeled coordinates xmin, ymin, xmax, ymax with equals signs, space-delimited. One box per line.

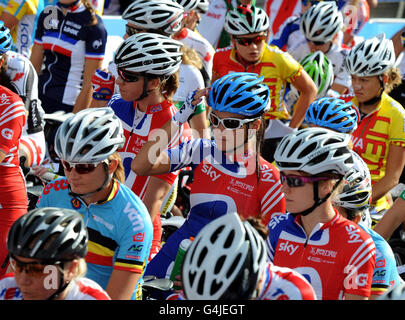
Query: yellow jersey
xmin=351 ymin=92 xmax=405 ymax=211
xmin=212 ymin=44 xmax=302 ymax=120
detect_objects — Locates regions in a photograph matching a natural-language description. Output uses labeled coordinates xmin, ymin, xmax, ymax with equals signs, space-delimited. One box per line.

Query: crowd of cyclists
xmin=0 ymin=0 xmax=405 ymax=301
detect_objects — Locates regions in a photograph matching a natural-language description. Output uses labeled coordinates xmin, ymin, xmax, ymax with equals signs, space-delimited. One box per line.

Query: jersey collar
xmin=133 ymin=99 xmax=172 ymax=114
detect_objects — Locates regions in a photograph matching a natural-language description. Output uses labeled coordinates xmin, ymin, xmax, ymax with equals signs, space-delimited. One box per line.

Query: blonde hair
xmin=384 ymin=67 xmax=402 ymax=94
xmin=109 ymin=152 xmax=125 ymax=183
xmin=160 ymin=72 xmax=179 ymax=101
xmin=181 ymin=46 xmax=202 ymax=70
xmin=64 ymin=258 xmax=87 ymax=280
xmin=81 ymin=0 xmax=97 ymax=26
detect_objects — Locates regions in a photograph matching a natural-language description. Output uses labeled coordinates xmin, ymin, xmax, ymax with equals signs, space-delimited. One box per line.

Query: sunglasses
xmin=209 ymin=111 xmax=256 ymax=130
xmin=234 ymin=34 xmax=266 ymax=46
xmin=61 ymin=160 xmax=107 ymax=174
xmin=280 ymin=173 xmax=330 ymax=188
xmin=125 ymin=24 xmax=142 ymax=37
xmin=306 ymin=38 xmax=326 ymax=46
xmin=118 ymin=68 xmax=142 ymax=82
xmin=9 ymin=255 xmax=51 ymax=276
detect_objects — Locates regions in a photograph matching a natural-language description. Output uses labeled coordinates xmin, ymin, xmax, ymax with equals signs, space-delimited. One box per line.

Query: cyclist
xmin=0 ymin=85 xmax=27 ymax=276
xmin=132 ymin=72 xmax=286 ymax=279
xmin=291 ymin=1 xmax=351 ymax=95
xmin=333 ymin=150 xmax=402 ymax=299
xmin=267 ymin=127 xmax=376 ymax=300
xmin=36 ymin=108 xmax=153 ymax=300
xmin=285 ymin=51 xmax=335 ymax=114
xmin=0 ymin=0 xmax=45 ymax=57
xmin=0 ymin=207 xmax=110 ymax=300
xmin=0 ymin=24 xmax=46 ymax=173
xmin=213 ymin=4 xmax=317 ymax=163
xmin=173 ymin=0 xmax=215 ymax=87
xmin=30 ymin=0 xmax=107 ymax=113
xmin=344 ymin=33 xmax=405 ymax=222
xmin=181 ymin=212 xmax=316 ymax=300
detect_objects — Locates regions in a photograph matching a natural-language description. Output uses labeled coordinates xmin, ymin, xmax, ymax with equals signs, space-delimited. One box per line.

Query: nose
xmin=17 ymin=270 xmax=33 ymax=286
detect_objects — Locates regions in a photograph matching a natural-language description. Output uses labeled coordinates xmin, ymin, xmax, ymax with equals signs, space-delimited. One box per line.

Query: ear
xmin=108 ymin=158 xmax=119 ymax=175
xmin=381 ymin=73 xmax=389 ymax=84
xmin=249 ymin=118 xmax=262 ymax=131
xmin=64 ymin=260 xmax=79 ymax=281
xmin=147 ymin=77 xmax=161 ymax=91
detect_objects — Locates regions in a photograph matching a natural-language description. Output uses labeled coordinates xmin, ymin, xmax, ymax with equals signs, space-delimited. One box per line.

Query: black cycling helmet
xmin=7 ymin=207 xmax=88 ymax=263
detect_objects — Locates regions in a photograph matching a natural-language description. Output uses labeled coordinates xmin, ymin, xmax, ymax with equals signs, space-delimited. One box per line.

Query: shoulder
xmin=267 ymin=212 xmax=294 ymax=232
xmin=67 ymin=278 xmax=111 ymax=300
xmin=383 ymin=94 xmax=405 ymax=116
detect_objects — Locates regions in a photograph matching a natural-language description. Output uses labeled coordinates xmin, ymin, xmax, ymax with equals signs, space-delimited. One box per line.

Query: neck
xmin=300 ymin=202 xmax=336 ymax=237
xmin=82 ymin=179 xmax=114 ymax=206
xmin=235 ymin=51 xmax=258 ymax=67
xmin=136 ymin=90 xmax=165 ymax=112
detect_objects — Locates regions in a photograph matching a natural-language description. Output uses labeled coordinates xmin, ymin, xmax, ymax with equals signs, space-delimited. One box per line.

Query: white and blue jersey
xmin=36 ymin=178 xmax=153 ymax=300
xmin=34 ymin=3 xmax=107 ymax=111
xmin=270 ymin=15 xmax=306 ymax=53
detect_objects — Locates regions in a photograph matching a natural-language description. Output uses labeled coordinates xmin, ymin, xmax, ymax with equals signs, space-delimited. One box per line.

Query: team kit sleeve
xmin=2 ymin=0 xmax=30 ymax=19
xmin=113 ymin=201 xmax=153 ymax=274
xmin=0 ymin=98 xmax=26 ymax=155
xmin=84 ymin=16 xmax=107 ymax=61
xmin=388 ymin=103 xmax=405 ymax=148
xmin=277 ymin=49 xmax=303 ymax=83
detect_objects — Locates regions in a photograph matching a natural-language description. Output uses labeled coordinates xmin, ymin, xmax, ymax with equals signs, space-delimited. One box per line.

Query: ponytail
xmin=81 ymin=0 xmax=97 ymax=26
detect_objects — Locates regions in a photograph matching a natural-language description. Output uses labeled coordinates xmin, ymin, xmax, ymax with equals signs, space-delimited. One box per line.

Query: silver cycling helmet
xmin=300 ymin=1 xmax=343 ymax=43
xmin=182 ymin=212 xmax=267 ymax=300
xmin=345 ymin=33 xmax=395 ymax=77
xmin=274 ymin=127 xmax=354 ymax=176
xmin=114 ymin=33 xmax=183 ymax=76
xmin=334 ymin=151 xmax=372 ymax=210
xmin=196 ymin=0 xmax=209 ymax=13
xmin=224 ymin=5 xmax=270 ymax=36
xmin=54 ymin=107 xmax=125 ymax=163
xmin=122 ymin=0 xmax=184 ymax=36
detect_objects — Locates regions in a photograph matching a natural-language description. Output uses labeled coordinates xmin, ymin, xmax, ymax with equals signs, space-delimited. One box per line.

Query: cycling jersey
xmin=349 ymin=92 xmax=405 ymax=211
xmin=289 ymin=39 xmax=351 ymax=91
xmin=36 ymin=177 xmax=153 ymax=299
xmin=145 ymin=138 xmax=286 ymax=278
xmin=34 ymin=3 xmax=107 ymax=111
xmin=258 ymin=262 xmax=316 ymax=300
xmin=108 ymin=95 xmax=192 ymax=259
xmin=359 ymin=225 xmax=402 ymax=296
xmin=0 ymin=0 xmax=44 ymax=57
xmin=270 ymin=15 xmax=306 ymax=53
xmin=5 ymin=51 xmax=46 ymax=166
xmin=213 ymin=44 xmax=302 ymax=120
xmin=173 ymin=28 xmax=215 ymax=84
xmin=266 ymin=210 xmax=376 ymax=300
xmin=0 ymin=273 xmax=111 ymax=300
xmin=173 ymin=64 xmax=204 ymax=103
xmin=264 ymin=0 xmax=301 ymax=36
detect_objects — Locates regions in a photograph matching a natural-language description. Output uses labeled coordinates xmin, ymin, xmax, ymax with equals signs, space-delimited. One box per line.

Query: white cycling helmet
xmin=345 ymin=33 xmax=395 ymax=77
xmin=122 ymin=0 xmax=184 ymax=36
xmin=274 ymin=127 xmax=354 ymax=176
xmin=300 ymin=51 xmax=334 ymax=97
xmin=174 ymin=0 xmax=199 ymax=12
xmin=300 ymin=1 xmax=343 ymax=43
xmin=334 ymin=151 xmax=372 ymax=210
xmin=54 ymin=108 xmax=125 ymax=163
xmin=114 ymin=33 xmax=183 ymax=76
xmin=182 ymin=212 xmax=267 ymax=300
xmin=197 ymin=0 xmax=209 ymax=13
xmin=224 ymin=5 xmax=270 ymax=36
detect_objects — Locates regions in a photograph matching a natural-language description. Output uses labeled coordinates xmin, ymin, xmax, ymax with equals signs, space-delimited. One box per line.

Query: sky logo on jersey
xmin=345 ymin=225 xmax=363 ymax=244
xmin=278 ymin=240 xmax=298 ymax=256
xmin=201 ymin=164 xmax=221 ymax=181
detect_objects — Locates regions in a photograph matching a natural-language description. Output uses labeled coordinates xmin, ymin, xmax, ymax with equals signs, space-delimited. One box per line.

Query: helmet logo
xmin=143 ymin=59 xmax=153 ymax=66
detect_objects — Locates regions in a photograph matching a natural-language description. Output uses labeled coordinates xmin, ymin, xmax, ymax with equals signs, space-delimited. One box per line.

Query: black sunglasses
xmin=306 ymin=38 xmax=327 ymax=46
xmin=234 ymin=34 xmax=266 ymax=47
xmin=118 ymin=68 xmax=142 ymax=82
xmin=280 ymin=173 xmax=330 ymax=188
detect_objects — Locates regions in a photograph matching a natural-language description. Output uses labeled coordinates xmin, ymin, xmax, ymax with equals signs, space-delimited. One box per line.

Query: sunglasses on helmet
xmin=61 ymin=160 xmax=108 ymax=174
xmin=280 ymin=173 xmax=330 ymax=188
xmin=209 ymin=111 xmax=256 ymax=130
xmin=233 ymin=34 xmax=266 ymax=47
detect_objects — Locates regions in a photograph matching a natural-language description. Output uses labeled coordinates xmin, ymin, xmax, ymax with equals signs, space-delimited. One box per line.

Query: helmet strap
xmin=294 ymin=178 xmax=342 ymax=217
xmin=46 ymin=262 xmax=70 ymax=300
xmin=362 ymin=76 xmax=384 ymax=107
xmin=136 ymin=75 xmax=152 ymax=101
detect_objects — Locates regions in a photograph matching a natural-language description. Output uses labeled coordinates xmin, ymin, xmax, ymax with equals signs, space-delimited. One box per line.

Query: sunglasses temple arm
xmin=1 ymin=254 xmax=9 ymax=269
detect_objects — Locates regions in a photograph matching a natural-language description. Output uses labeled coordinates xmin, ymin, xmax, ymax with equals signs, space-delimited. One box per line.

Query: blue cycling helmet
xmin=208 ymin=72 xmax=270 ymax=118
xmin=305 ymin=97 xmax=358 ymax=133
xmin=0 ymin=21 xmax=12 ymax=54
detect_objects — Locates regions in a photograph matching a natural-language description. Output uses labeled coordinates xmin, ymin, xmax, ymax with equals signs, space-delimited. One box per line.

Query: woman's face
xmin=11 ymin=255 xmax=62 ymax=300
xmin=350 ymin=74 xmax=382 ymax=103
xmin=232 ymin=32 xmax=267 ymax=63
xmin=116 ymin=72 xmax=146 ymax=102
xmin=63 ymin=160 xmax=108 ymax=195
xmin=209 ymin=110 xmax=258 ymax=153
